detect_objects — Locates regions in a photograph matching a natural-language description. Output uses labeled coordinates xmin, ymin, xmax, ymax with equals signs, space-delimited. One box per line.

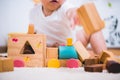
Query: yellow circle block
xmin=47 ymin=59 xmax=60 ymax=68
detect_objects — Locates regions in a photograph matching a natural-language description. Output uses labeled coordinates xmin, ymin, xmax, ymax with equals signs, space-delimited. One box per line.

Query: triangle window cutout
xmin=21 ymin=41 xmax=35 ymax=54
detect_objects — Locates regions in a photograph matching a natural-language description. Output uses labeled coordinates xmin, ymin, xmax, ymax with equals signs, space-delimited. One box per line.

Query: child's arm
xmin=66 ymin=8 xmax=107 ymax=55
xmin=90 ymin=30 xmax=107 ymax=55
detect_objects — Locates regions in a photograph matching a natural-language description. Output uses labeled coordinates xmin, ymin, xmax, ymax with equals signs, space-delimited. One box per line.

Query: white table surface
xmin=0 ymin=67 xmax=120 ymax=80
xmin=0 ymin=53 xmax=120 ymax=80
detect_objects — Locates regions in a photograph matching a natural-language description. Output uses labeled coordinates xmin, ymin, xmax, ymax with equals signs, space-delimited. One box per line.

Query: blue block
xmin=58 ymin=46 xmax=78 ymax=59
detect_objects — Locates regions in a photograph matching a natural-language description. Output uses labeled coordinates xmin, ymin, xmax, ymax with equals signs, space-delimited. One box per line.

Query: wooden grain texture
xmin=84 ymin=64 xmax=103 ymax=72
xmin=74 ymin=41 xmax=90 ymax=62
xmin=0 ymin=58 xmax=14 ymax=72
xmin=77 ymin=2 xmax=104 ymax=35
xmin=8 ymin=34 xmax=46 ymax=67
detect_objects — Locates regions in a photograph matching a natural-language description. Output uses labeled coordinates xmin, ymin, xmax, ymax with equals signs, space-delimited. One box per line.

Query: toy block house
xmin=7 ymin=33 xmax=46 ymax=67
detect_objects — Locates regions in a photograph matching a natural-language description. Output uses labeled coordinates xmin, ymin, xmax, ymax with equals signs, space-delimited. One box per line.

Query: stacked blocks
xmin=58 ymin=38 xmax=81 ymax=67
xmin=46 ymin=47 xmax=58 ymax=67
xmin=77 ymin=2 xmax=104 ymax=35
xmin=84 ymin=55 xmax=103 ymax=72
xmin=0 ymin=58 xmax=14 ymax=72
xmin=59 ymin=46 xmax=78 ymax=59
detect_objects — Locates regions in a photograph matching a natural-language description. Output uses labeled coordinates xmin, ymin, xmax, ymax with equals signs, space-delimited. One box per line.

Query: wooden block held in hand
xmin=77 ymin=2 xmax=104 ymax=35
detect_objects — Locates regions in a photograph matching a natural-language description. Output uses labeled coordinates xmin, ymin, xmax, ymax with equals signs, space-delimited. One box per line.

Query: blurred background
xmin=0 ymin=0 xmax=120 ymax=52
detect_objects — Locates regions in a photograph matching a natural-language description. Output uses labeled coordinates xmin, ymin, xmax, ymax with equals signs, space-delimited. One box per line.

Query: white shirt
xmin=29 ymin=2 xmax=75 ymax=46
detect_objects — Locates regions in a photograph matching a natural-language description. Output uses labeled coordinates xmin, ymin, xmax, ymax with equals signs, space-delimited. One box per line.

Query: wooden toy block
xmin=67 ymin=38 xmax=72 ymax=46
xmin=28 ymin=24 xmax=35 ymax=34
xmin=66 ymin=59 xmax=80 ymax=68
xmin=59 ymin=46 xmax=78 ymax=59
xmin=46 ymin=58 xmax=63 ymax=67
xmin=0 ymin=58 xmax=14 ymax=72
xmin=99 ymin=50 xmax=115 ymax=63
xmin=47 ymin=59 xmax=60 ymax=68
xmin=59 ymin=59 xmax=67 ymax=67
xmin=106 ymin=58 xmax=120 ymax=73
xmin=77 ymin=2 xmax=104 ymax=35
xmin=59 ymin=59 xmax=82 ymax=67
xmin=46 ymin=47 xmax=58 ymax=59
xmin=73 ymin=41 xmax=90 ymax=62
xmin=84 ymin=64 xmax=103 ymax=72
xmin=84 ymin=56 xmax=100 ymax=66
xmin=8 ymin=33 xmax=46 ymax=67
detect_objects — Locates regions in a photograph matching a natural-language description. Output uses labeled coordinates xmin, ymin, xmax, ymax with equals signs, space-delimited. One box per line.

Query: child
xmin=29 ymin=0 xmax=107 ymax=54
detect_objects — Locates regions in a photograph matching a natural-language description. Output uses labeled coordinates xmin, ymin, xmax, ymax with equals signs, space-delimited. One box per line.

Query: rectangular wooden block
xmin=8 ymin=33 xmax=46 ymax=67
xmin=28 ymin=24 xmax=34 ymax=34
xmin=84 ymin=64 xmax=103 ymax=72
xmin=77 ymin=2 xmax=104 ymax=35
xmin=73 ymin=41 xmax=90 ymax=62
xmin=0 ymin=58 xmax=14 ymax=72
xmin=84 ymin=56 xmax=100 ymax=66
xmin=100 ymin=50 xmax=115 ymax=63
xmin=59 ymin=59 xmax=67 ymax=67
xmin=46 ymin=47 xmax=58 ymax=59
xmin=67 ymin=38 xmax=72 ymax=46
xmin=105 ymin=59 xmax=120 ymax=73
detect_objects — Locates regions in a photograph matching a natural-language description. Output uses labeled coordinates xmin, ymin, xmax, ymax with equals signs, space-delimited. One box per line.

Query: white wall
xmin=0 ymin=0 xmax=33 ymax=46
xmin=0 ymin=0 xmax=120 ymax=47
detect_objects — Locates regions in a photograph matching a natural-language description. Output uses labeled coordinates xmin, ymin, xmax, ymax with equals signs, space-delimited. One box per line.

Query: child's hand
xmin=67 ymin=8 xmax=81 ymax=29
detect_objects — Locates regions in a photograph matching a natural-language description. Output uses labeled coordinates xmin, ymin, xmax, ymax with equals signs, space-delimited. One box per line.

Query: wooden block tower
xmin=8 ymin=25 xmax=46 ymax=67
xmin=77 ymin=2 xmax=104 ymax=35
